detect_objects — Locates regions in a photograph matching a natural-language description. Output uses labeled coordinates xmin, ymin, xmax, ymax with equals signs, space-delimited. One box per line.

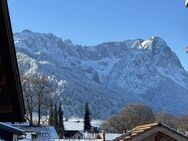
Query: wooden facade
xmin=0 ymin=0 xmax=25 ymax=121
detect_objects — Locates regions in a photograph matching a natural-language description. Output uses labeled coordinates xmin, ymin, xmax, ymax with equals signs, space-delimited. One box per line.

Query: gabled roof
xmin=114 ymin=123 xmax=188 ymax=141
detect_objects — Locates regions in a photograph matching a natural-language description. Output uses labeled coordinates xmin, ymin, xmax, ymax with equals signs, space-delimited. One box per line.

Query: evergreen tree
xmin=48 ymin=101 xmax=54 ymax=126
xmin=54 ymin=103 xmax=58 ymax=131
xmin=57 ymin=102 xmax=65 ymax=138
xmin=84 ymin=102 xmax=91 ymax=132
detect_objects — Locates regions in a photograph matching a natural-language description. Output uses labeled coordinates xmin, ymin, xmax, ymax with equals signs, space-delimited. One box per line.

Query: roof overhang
xmin=186 ymin=0 xmax=188 ymax=7
xmin=0 ymin=0 xmax=25 ymax=122
xmin=0 ymin=123 xmax=25 ymax=135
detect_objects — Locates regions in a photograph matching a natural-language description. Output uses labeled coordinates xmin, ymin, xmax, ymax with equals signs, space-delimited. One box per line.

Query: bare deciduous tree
xmin=22 ymin=76 xmax=36 ymax=125
xmin=156 ymin=112 xmax=188 ymax=130
xmin=21 ymin=74 xmax=55 ymax=126
xmin=102 ymin=103 xmax=156 ymax=133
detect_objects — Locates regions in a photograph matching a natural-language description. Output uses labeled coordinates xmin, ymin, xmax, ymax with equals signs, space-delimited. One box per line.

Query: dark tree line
xmin=48 ymin=102 xmax=65 ymax=138
xmin=84 ymin=102 xmax=91 ymax=132
xmin=49 ymin=101 xmax=92 ymax=137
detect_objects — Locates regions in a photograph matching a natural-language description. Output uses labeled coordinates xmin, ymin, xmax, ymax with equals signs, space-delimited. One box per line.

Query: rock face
xmin=14 ymin=30 xmax=188 ymax=119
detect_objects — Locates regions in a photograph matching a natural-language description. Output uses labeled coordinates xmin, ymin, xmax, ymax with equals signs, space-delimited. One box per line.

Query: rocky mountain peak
xmin=21 ymin=29 xmax=33 ymax=34
xmin=14 ymin=30 xmax=188 ymax=118
xmin=141 ymin=36 xmax=167 ymax=50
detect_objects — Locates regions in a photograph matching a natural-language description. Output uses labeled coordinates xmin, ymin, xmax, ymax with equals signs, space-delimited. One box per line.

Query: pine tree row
xmin=49 ymin=101 xmax=92 ymax=138
xmin=48 ymin=101 xmax=65 ymax=138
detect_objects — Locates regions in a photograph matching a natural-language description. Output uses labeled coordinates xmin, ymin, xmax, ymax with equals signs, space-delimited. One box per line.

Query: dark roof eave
xmin=0 ymin=123 xmax=25 ymax=135
xmin=0 ymin=0 xmax=25 ymax=122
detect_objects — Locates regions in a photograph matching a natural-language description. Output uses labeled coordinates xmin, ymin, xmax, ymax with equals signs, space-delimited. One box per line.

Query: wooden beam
xmin=0 ymin=0 xmax=25 ymax=122
xmin=0 ymin=106 xmax=12 ymax=113
xmin=155 ymin=132 xmax=177 ymax=141
xmin=154 ymin=135 xmax=161 ymax=141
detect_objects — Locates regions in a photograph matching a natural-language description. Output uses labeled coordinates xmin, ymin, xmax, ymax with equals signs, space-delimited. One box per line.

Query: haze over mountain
xmin=14 ymin=30 xmax=188 ymax=119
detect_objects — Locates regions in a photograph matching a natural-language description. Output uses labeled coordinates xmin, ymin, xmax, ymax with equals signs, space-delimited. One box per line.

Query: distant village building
xmin=64 ymin=130 xmax=84 ymax=139
xmin=63 ymin=119 xmax=122 ymax=141
xmin=63 ymin=119 xmax=101 ymax=139
xmin=114 ymin=123 xmax=188 ymax=141
xmin=64 ymin=119 xmax=101 ymax=131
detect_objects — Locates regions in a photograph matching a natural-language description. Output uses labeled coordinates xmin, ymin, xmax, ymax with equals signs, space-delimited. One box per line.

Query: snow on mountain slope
xmin=14 ymin=30 xmax=188 ymax=118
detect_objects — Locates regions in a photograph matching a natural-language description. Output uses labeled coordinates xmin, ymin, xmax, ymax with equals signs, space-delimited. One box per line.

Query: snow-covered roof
xmin=64 ymin=119 xmax=103 ymax=131
xmin=64 ymin=121 xmax=83 ymax=131
xmin=105 ymin=133 xmax=122 ymax=141
xmin=4 ymin=122 xmax=30 ymax=126
xmin=13 ymin=126 xmax=59 ymax=139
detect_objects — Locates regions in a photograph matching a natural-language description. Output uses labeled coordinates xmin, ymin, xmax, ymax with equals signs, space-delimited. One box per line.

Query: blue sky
xmin=8 ymin=0 xmax=188 ymax=70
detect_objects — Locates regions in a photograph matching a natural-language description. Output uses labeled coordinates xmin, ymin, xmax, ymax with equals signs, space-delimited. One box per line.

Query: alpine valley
xmin=15 ymin=30 xmax=188 ymax=119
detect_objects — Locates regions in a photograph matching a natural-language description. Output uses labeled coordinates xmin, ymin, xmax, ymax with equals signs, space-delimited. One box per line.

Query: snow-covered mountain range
xmin=14 ymin=30 xmax=188 ymax=119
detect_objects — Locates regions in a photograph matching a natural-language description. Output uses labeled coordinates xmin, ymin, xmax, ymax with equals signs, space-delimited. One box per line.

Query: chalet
xmin=114 ymin=123 xmax=188 ymax=141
